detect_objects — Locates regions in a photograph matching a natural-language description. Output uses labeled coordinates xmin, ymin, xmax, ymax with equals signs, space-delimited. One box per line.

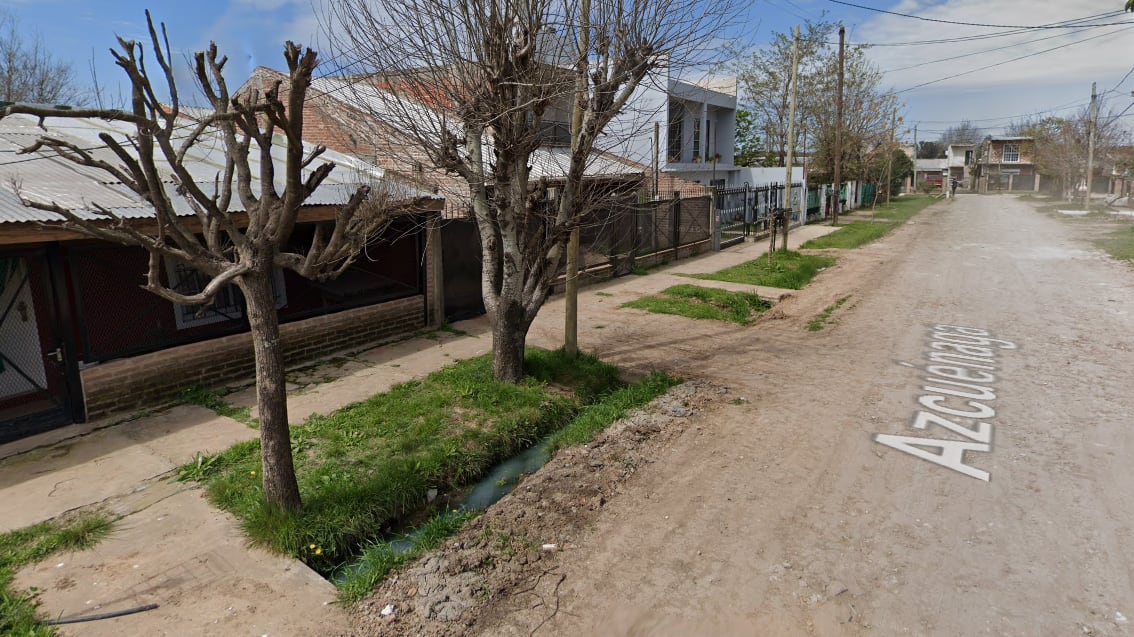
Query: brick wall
xmin=81 ymin=295 xmax=425 ymax=421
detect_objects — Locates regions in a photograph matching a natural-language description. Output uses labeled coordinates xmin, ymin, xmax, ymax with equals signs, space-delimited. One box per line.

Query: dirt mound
xmin=349 ymin=380 xmax=729 ymax=636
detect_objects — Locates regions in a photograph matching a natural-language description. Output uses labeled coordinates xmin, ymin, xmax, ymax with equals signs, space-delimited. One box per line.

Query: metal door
xmin=0 ymin=251 xmax=76 ymax=443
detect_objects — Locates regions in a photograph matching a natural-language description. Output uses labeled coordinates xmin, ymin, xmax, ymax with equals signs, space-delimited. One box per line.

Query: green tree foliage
xmin=917 ymin=141 xmax=945 ymax=159
xmin=732 ymin=19 xmax=895 ymax=183
xmin=734 ymin=108 xmax=766 ymax=166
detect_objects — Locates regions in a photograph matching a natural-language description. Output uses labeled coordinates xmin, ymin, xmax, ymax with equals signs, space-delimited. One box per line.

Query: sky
xmin=6 ymin=0 xmax=1134 ymax=143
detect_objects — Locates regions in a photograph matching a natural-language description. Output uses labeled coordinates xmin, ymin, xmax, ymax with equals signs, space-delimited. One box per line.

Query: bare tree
xmin=0 ymin=9 xmax=81 ymax=105
xmin=1010 ymin=104 xmax=1131 ymax=199
xmin=938 ymin=121 xmax=984 ymax=147
xmin=0 ymin=13 xmax=401 ymax=512
xmin=733 ymin=19 xmax=833 ymax=168
xmin=806 ymin=44 xmax=894 ymax=184
xmin=325 ymin=0 xmax=736 ymax=381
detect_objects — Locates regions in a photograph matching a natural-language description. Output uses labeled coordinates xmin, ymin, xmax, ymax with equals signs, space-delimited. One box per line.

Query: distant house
xmin=913 ymin=158 xmax=948 ymax=191
xmin=945 ymin=143 xmax=976 ymax=190
xmin=0 ymin=113 xmax=442 ymax=443
xmin=977 ymin=136 xmax=1040 ymax=192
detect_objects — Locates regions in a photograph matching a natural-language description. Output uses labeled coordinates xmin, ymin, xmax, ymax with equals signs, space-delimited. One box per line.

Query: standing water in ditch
xmin=332 ymin=436 xmax=554 ymax=583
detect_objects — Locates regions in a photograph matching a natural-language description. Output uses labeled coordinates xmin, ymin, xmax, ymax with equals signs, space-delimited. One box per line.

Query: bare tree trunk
xmin=239 ymin=266 xmax=302 ymax=512
xmin=492 ymin=297 xmax=529 ymax=383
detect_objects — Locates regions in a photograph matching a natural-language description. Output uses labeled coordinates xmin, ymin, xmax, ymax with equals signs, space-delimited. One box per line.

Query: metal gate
xmin=0 ymin=251 xmax=77 ymax=443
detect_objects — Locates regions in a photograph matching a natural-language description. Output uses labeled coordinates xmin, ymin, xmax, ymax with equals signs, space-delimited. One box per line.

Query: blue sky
xmin=7 ymin=0 xmax=1134 ymax=141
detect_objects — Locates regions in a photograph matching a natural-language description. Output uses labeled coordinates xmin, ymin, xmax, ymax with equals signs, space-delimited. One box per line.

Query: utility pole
xmin=780 ymin=24 xmax=801 ymax=252
xmin=832 ymin=24 xmax=845 ymax=225
xmin=564 ymin=0 xmax=590 ymax=358
xmin=912 ymin=123 xmax=918 ymax=194
xmin=885 ymin=106 xmax=896 ymax=206
xmin=1085 ymin=81 xmax=1098 ymax=208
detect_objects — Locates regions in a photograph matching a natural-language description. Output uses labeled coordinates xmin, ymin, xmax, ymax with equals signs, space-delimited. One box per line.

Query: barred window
xmin=165 ymin=258 xmax=286 ymax=330
xmin=1002 ymin=143 xmax=1020 ymax=163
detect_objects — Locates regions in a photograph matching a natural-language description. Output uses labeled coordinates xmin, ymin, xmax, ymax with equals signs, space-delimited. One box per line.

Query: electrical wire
xmin=826 ymin=1 xmax=1133 ymax=30
xmin=880 ymin=23 xmax=1124 ymax=74
xmin=894 ymin=28 xmax=1129 ymax=94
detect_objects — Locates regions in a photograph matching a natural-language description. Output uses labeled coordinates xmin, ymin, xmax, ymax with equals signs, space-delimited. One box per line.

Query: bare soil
xmin=350 ymin=195 xmax=1134 ymax=636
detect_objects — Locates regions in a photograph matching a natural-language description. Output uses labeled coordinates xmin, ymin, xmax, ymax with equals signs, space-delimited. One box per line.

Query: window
xmin=1002 ymin=143 xmax=1020 ymax=163
xmin=166 ymin=257 xmax=286 ymax=330
xmin=964 ymin=150 xmax=973 ymax=166
xmin=667 ymin=102 xmax=684 ymax=162
xmin=692 ymin=118 xmax=701 ymax=159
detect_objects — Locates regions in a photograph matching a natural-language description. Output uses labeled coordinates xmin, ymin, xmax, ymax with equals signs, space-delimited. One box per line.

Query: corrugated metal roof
xmin=312 ymin=76 xmax=644 ymax=180
xmin=0 ymin=113 xmax=437 ymax=225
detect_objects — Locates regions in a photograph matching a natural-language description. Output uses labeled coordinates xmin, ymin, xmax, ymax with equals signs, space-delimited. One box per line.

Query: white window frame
xmin=165 ymin=257 xmax=287 ymax=330
xmin=1002 ymin=143 xmax=1020 ymax=163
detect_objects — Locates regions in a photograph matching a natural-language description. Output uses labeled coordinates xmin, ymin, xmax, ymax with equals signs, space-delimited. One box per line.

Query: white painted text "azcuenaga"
xmin=873 ymin=324 xmax=1016 ymax=482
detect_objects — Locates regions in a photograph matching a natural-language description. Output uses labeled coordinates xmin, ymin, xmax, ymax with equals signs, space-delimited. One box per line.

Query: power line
xmin=880 ymin=24 xmax=1121 ymax=74
xmin=842 ymin=11 xmax=1128 ymax=47
xmin=894 ymin=28 xmax=1128 ymax=94
xmin=827 ymin=1 xmax=1133 ymax=29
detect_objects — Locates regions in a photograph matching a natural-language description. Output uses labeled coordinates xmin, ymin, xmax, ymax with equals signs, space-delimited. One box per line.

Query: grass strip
xmin=0 ymin=514 xmax=113 ymax=636
xmin=1098 ymin=225 xmax=1134 ymax=261
xmin=801 ymin=195 xmax=937 ymax=250
xmin=546 ymin=371 xmax=680 ymax=454
xmin=693 ymin=251 xmax=835 ymax=290
xmin=807 ymin=296 xmax=851 ymax=332
xmin=179 ymin=349 xmax=624 ymax=576
xmin=336 ymin=369 xmax=680 ymax=600
xmin=623 ymin=284 xmax=770 ymax=325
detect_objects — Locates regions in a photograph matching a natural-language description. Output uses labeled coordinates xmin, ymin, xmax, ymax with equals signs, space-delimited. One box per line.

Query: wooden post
xmin=782 ymin=25 xmax=801 ymax=252
xmin=832 ymin=24 xmax=845 ymax=225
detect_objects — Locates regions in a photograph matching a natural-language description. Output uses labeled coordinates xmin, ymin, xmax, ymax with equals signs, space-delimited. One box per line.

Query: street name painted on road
xmin=873 ymin=324 xmax=1016 ymax=482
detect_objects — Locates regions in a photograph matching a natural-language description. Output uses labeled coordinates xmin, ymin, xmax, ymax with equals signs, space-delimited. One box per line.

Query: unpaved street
xmin=474 ymin=194 xmax=1134 ymax=636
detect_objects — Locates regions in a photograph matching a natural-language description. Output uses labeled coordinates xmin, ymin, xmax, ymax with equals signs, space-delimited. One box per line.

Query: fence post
xmin=672 ymin=191 xmax=681 ymax=261
xmin=711 ymin=187 xmax=721 ymax=251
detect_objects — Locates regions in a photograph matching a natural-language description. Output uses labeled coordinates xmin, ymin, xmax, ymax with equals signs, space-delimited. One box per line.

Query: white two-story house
xmin=600 ymin=61 xmax=740 ymax=193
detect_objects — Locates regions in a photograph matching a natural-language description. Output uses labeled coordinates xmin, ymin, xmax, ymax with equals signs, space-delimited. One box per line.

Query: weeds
xmin=694 ymin=251 xmax=835 ymax=290
xmin=0 ymin=513 xmax=113 ymax=636
xmin=807 ymin=296 xmax=851 ymax=332
xmin=335 ymin=509 xmax=477 ymax=603
xmin=181 ymin=385 xmax=256 ymax=427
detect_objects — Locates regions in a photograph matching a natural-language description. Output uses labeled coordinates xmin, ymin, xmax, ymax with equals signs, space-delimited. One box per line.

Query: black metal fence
xmin=715 ymin=182 xmax=802 ymax=248
xmin=440 ymin=189 xmax=714 ymax=319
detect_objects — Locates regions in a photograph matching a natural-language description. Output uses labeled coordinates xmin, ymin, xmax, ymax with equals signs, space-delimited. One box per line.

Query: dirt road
xmin=461 ymin=194 xmax=1134 ymax=636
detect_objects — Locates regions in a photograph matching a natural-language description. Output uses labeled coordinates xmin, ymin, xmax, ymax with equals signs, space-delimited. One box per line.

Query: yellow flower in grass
xmin=309 ymin=544 xmax=316 ymax=550
xmin=250 ymin=470 xmax=257 ymax=477
xmin=315 ymin=548 xmax=323 ymax=556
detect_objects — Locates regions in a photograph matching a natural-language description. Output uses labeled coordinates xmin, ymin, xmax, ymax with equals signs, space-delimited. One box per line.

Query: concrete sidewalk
xmin=0 ymin=224 xmax=835 ymax=635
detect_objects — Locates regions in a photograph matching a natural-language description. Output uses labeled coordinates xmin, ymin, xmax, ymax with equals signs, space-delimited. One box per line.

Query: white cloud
xmin=843 ymin=0 xmax=1134 ymax=132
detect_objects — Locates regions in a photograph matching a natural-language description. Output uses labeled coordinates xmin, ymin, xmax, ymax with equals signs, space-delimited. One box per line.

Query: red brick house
xmin=0 ymin=113 xmax=443 ymax=444
xmin=977 ymin=136 xmax=1041 ymax=193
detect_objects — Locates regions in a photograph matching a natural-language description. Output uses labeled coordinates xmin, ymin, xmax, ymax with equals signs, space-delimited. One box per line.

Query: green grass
xmin=1 ymin=514 xmax=114 ymax=636
xmin=807 ymin=296 xmax=851 ymax=332
xmin=802 ymin=196 xmax=937 ymax=250
xmin=693 ymin=251 xmax=835 ymax=290
xmin=623 ymin=284 xmax=771 ymax=325
xmin=546 ymin=371 xmax=680 ymax=454
xmin=335 ymin=508 xmax=477 ymax=603
xmin=178 ymin=348 xmax=673 ymax=594
xmin=1098 ymin=225 xmax=1134 ymax=261
xmin=800 ymin=221 xmax=898 ymax=249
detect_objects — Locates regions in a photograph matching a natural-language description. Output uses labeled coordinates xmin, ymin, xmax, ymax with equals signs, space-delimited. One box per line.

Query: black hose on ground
xmin=43 ymin=603 xmax=159 ymax=625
